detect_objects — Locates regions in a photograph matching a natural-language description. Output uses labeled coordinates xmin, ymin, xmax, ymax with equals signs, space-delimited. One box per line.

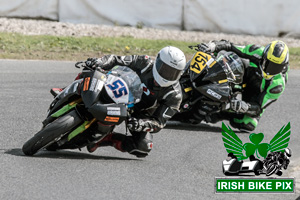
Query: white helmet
xmin=153 ymin=46 xmax=186 ymax=87
xmin=284 ymin=148 xmax=292 ymax=157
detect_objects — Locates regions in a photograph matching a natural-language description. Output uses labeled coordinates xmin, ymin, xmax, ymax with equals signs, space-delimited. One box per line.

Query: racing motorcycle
xmin=171 ymin=44 xmax=245 ymax=124
xmin=260 ymin=149 xmax=291 ymax=176
xmin=22 ymin=62 xmax=143 ymax=156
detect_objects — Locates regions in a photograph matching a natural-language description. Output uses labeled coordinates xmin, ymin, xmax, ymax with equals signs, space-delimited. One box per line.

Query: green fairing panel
xmin=51 ymin=103 xmax=77 ymax=118
xmin=68 ymin=121 xmax=89 ymax=141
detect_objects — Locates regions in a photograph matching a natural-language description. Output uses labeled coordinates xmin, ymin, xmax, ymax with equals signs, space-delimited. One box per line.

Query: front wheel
xmin=22 ymin=110 xmax=83 ymax=156
xmin=266 ymin=163 xmax=278 ymax=176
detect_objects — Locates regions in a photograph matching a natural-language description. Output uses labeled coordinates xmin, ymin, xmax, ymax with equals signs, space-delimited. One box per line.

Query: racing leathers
xmin=87 ymin=55 xmax=182 ymax=157
xmin=209 ymin=40 xmax=289 ymax=131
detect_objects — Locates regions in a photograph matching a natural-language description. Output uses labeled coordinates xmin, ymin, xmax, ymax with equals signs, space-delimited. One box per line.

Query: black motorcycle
xmin=22 ymin=62 xmax=143 ymax=156
xmin=171 ymin=45 xmax=245 ymax=124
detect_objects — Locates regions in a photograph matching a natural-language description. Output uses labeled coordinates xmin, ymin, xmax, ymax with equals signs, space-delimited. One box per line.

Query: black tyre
xmin=266 ymin=163 xmax=278 ymax=176
xmin=22 ymin=110 xmax=83 ymax=156
xmin=276 ymin=170 xmax=283 ymax=176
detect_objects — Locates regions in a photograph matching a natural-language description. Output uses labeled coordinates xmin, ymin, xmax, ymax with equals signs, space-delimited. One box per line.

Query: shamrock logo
xmin=222 ymin=122 xmax=290 ymax=160
xmin=243 ymin=133 xmax=269 ymax=158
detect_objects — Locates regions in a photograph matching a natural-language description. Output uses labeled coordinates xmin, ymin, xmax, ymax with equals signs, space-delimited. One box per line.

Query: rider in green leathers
xmin=204 ymin=40 xmax=289 ymax=131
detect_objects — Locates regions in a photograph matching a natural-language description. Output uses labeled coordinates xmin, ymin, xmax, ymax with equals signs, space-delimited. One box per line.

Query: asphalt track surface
xmin=0 ymin=60 xmax=300 ymax=200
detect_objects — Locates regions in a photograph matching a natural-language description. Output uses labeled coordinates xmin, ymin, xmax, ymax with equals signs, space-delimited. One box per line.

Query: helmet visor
xmin=263 ymin=59 xmax=285 ymax=76
xmin=155 ymin=56 xmax=182 ymax=81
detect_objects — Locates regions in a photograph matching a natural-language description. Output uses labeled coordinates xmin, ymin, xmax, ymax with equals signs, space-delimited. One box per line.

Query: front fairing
xmin=201 ymin=62 xmax=228 ymax=83
xmin=188 ymin=51 xmax=228 ymax=86
xmin=87 ymin=103 xmax=127 ymax=125
xmin=187 ymin=51 xmax=231 ymax=103
xmin=80 ymin=70 xmax=106 ymax=108
xmin=47 ymin=79 xmax=82 ymax=117
xmin=194 ymin=82 xmax=230 ymax=102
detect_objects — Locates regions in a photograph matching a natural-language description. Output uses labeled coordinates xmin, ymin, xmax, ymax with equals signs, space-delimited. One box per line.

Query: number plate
xmin=190 ymin=52 xmax=216 ymax=74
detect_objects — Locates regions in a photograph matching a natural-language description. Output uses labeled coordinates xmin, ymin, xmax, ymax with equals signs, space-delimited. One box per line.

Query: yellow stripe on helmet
xmin=263 ymin=71 xmax=274 ymax=80
xmin=267 ymin=41 xmax=288 ymax=64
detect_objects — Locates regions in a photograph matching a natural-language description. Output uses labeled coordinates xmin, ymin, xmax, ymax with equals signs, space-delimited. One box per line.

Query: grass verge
xmin=0 ymin=32 xmax=299 ymax=68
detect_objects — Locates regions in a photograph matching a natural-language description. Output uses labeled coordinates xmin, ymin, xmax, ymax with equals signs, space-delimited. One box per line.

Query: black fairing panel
xmin=189 ymin=67 xmax=205 ymax=83
xmin=202 ymin=62 xmax=227 ymax=83
xmin=195 ymin=82 xmax=230 ymax=102
xmin=88 ymin=103 xmax=127 ymax=125
xmin=47 ymin=79 xmax=82 ymax=117
xmin=80 ymin=70 xmax=106 ymax=108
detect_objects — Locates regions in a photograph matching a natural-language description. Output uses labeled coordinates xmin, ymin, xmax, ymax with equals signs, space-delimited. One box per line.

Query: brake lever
xmin=74 ymin=61 xmax=94 ymax=71
xmin=75 ymin=61 xmax=84 ymax=68
xmin=188 ymin=45 xmax=199 ymax=51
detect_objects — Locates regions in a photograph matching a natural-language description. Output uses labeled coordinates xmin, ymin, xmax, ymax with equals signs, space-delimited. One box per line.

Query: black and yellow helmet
xmin=262 ymin=40 xmax=289 ymax=79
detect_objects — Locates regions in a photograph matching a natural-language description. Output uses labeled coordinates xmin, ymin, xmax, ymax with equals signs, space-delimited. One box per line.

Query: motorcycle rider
xmin=59 ymin=46 xmax=186 ymax=158
xmin=262 ymin=148 xmax=292 ymax=176
xmin=202 ymin=40 xmax=289 ymax=131
xmin=172 ymin=50 xmax=245 ymax=125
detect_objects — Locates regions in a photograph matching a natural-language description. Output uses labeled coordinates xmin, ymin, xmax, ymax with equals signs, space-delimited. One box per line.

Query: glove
xmin=207 ymin=41 xmax=217 ymax=52
xmin=230 ymin=99 xmax=249 ymax=113
xmin=85 ymin=57 xmax=102 ymax=68
xmin=207 ymin=39 xmax=231 ymax=52
xmin=196 ymin=43 xmax=210 ymax=53
xmin=127 ymin=117 xmax=144 ymax=132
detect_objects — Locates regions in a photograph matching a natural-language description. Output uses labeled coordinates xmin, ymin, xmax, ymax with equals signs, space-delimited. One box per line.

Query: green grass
xmin=289 ymin=47 xmax=300 ymax=68
xmin=0 ymin=32 xmax=194 ymax=61
xmin=0 ymin=32 xmax=299 ymax=68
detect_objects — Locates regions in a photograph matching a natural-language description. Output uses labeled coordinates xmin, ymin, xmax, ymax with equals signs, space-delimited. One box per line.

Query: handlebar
xmin=74 ymin=61 xmax=106 ymax=73
xmin=188 ymin=45 xmax=199 ymax=51
xmin=75 ymin=61 xmax=93 ymax=70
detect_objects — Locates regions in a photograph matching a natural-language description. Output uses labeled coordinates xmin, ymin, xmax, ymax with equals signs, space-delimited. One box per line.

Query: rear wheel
xmin=22 ymin=110 xmax=83 ymax=156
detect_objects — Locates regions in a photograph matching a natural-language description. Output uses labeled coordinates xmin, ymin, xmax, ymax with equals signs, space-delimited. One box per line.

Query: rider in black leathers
xmin=79 ymin=46 xmax=186 ymax=157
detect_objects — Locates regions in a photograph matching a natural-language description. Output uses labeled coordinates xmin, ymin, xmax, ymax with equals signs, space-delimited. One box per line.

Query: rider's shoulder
xmin=163 ymin=82 xmax=182 ymax=100
xmin=135 ymin=55 xmax=153 ymax=63
xmin=236 ymin=44 xmax=264 ymax=61
xmin=132 ymin=55 xmax=153 ymax=72
xmin=248 ymin=44 xmax=264 ymax=52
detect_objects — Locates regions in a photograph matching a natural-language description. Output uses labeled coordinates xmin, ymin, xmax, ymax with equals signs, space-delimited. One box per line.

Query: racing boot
xmin=87 ymin=132 xmax=152 ymax=158
xmin=128 ymin=132 xmax=153 ymax=158
xmin=87 ymin=133 xmax=127 ymax=153
xmin=229 ymin=115 xmax=259 ymax=132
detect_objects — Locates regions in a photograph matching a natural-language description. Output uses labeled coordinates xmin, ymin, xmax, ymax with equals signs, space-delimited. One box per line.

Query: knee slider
xmin=269 ymin=85 xmax=283 ymax=94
